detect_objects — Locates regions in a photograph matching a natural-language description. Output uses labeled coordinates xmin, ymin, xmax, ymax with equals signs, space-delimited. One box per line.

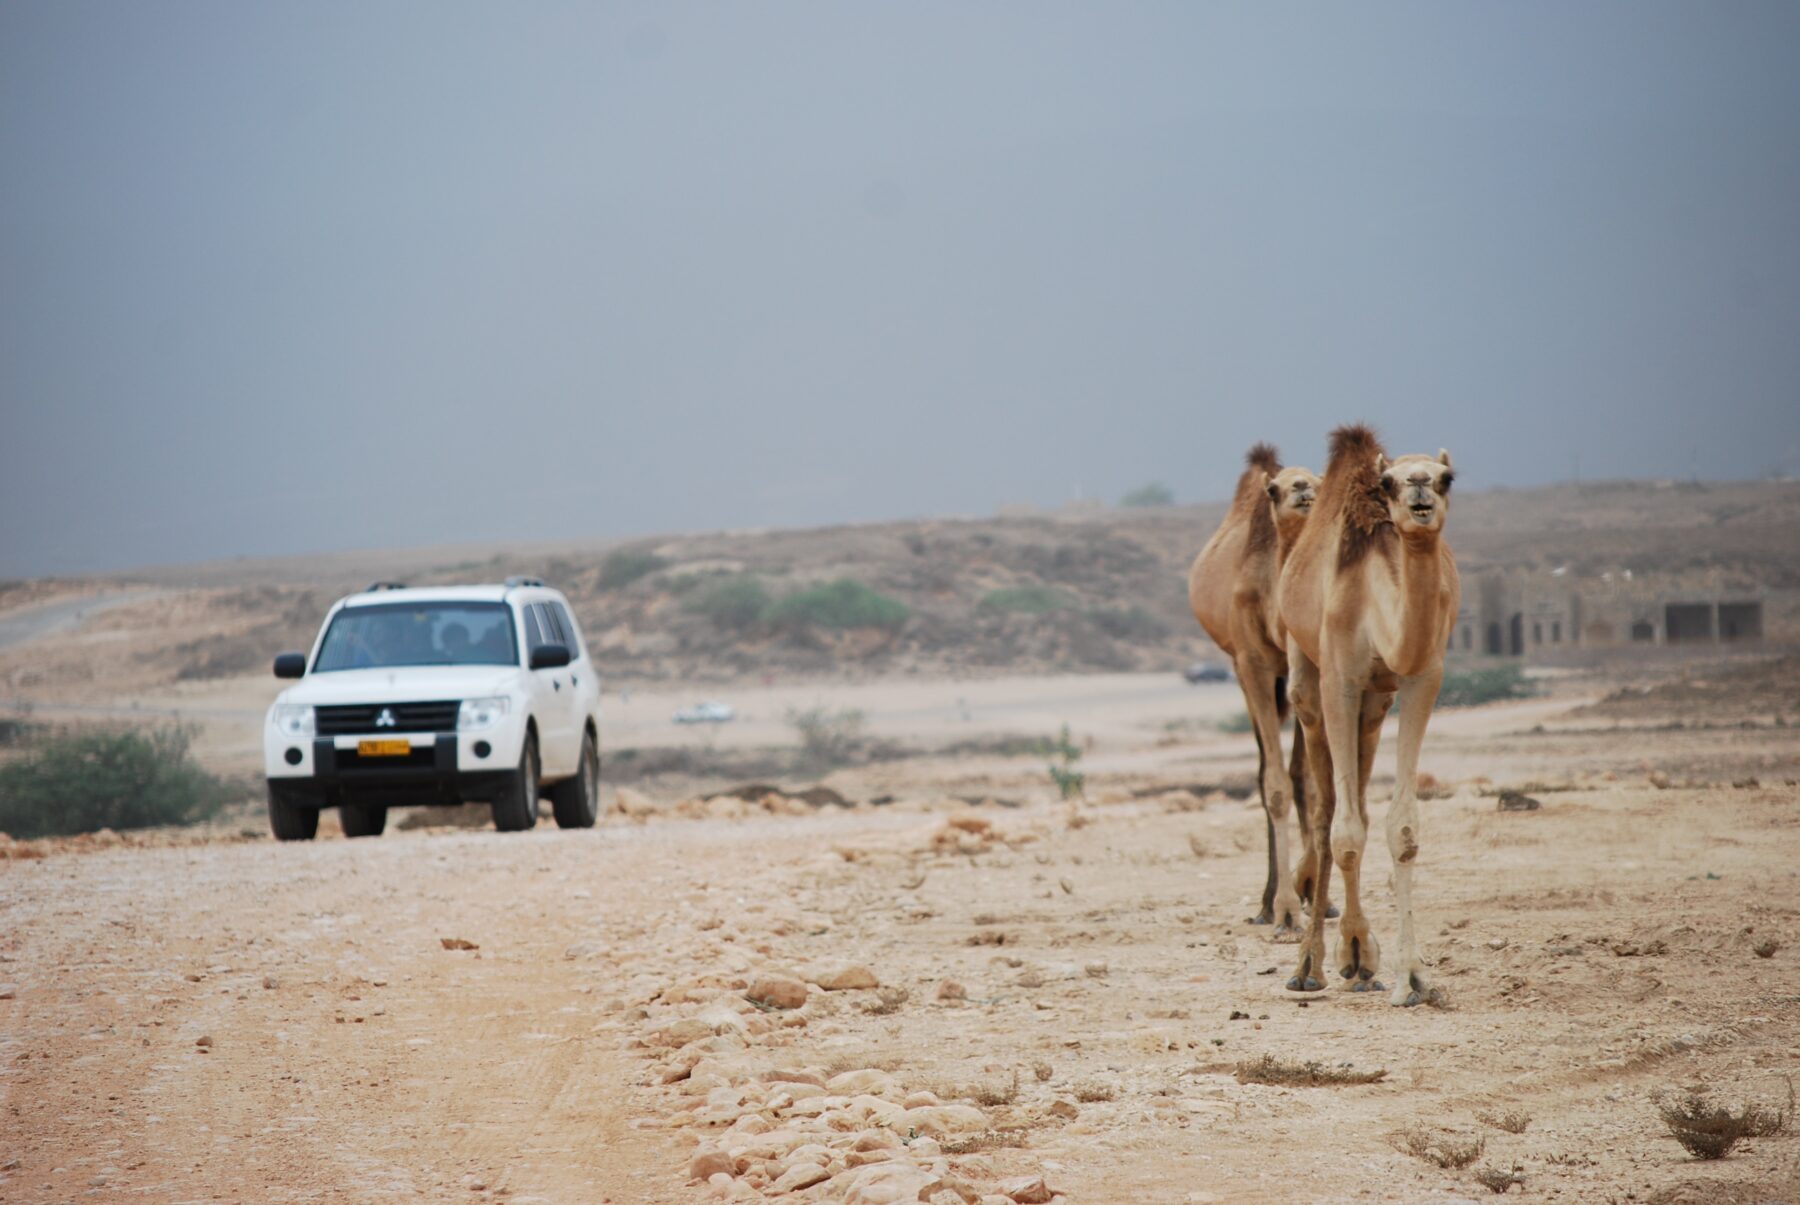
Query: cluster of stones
xmin=630 ymin=969 xmax=1063 ymax=1203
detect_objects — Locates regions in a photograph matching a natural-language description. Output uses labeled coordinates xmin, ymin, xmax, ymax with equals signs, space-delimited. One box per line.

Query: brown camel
xmin=1188 ymin=444 xmax=1323 ymax=936
xmin=1278 ymin=425 xmax=1460 ymax=1006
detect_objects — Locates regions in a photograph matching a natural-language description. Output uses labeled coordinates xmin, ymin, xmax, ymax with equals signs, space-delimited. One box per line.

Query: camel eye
xmin=1380 ymin=474 xmax=1399 ymax=499
xmin=1439 ymin=471 xmax=1454 ymax=494
xmin=1266 ymin=482 xmax=1281 ymax=502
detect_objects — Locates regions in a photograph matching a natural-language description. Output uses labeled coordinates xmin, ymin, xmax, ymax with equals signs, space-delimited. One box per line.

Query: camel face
xmin=1377 ymin=451 xmax=1454 ymax=535
xmin=1265 ymin=467 xmax=1320 ymax=519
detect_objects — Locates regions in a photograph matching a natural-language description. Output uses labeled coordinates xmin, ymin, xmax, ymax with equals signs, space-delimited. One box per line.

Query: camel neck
xmin=1387 ymin=531 xmax=1446 ymax=676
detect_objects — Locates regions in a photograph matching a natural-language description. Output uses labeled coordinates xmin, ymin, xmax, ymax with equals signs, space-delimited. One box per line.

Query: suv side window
xmin=522 ymin=604 xmax=549 ymax=656
xmin=549 ymin=602 xmax=583 ymax=659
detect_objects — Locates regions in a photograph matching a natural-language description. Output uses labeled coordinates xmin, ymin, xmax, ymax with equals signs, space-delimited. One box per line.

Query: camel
xmin=1278 ymin=424 xmax=1460 ymax=1006
xmin=1188 ymin=444 xmax=1324 ymax=937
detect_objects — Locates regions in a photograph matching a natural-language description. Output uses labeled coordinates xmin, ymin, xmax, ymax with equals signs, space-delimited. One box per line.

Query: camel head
xmin=1264 ymin=466 xmax=1320 ymax=521
xmin=1376 ymin=450 xmax=1454 ymax=535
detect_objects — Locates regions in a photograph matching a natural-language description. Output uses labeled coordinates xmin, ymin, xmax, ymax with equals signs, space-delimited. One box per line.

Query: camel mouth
xmin=1292 ymin=497 xmax=1314 ymax=513
xmin=1408 ymin=503 xmax=1436 ymax=522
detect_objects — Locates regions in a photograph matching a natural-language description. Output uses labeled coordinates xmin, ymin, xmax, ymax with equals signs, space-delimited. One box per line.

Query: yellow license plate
xmin=357 ymin=739 xmax=412 ymax=757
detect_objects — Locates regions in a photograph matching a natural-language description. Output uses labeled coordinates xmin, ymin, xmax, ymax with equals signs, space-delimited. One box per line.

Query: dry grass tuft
xmin=1474 ymin=1164 xmax=1524 ymax=1194
xmin=1657 ymin=1084 xmax=1789 ymax=1159
xmin=1478 ymin=1108 xmax=1532 ymax=1134
xmin=1391 ymin=1126 xmax=1485 ymax=1169
xmin=1032 ymin=1061 xmax=1054 ymax=1082
xmin=1072 ymin=1080 xmax=1118 ymax=1103
xmin=1235 ymin=1054 xmax=1387 ymax=1087
xmin=858 ymin=987 xmax=911 ymax=1016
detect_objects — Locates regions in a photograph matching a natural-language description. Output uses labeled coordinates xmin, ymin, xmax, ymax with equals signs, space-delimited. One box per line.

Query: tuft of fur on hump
xmin=1235 ymin=444 xmax=1281 ymax=555
xmin=1317 ymin=424 xmax=1395 ymax=569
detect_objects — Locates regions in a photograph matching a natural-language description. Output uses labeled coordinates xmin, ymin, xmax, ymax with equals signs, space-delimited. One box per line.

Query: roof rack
xmin=365 ymin=581 xmax=409 ymax=592
xmin=503 ymin=576 xmax=545 ymax=589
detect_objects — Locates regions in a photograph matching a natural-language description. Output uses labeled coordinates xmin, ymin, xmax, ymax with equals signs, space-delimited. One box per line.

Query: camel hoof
xmin=1247 ymin=912 xmax=1275 ymax=926
xmin=1286 ymin=976 xmax=1324 ymax=993
xmin=1272 ymin=924 xmax=1302 ymax=944
xmin=1397 ymin=990 xmax=1423 ymax=1007
xmin=1350 ymin=979 xmax=1386 ymax=993
xmin=1325 ymin=905 xmax=1341 ymax=919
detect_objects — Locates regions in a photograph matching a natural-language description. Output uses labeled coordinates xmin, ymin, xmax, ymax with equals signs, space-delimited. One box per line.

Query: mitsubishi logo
xmin=375 ymin=708 xmax=397 ymax=728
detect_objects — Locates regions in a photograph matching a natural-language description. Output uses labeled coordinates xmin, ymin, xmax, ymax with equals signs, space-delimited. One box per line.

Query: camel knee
xmin=1385 ymin=799 xmax=1421 ymax=865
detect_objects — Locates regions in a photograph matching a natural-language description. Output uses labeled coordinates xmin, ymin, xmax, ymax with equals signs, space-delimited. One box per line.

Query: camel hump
xmin=1326 ymin=424 xmax=1384 ymax=469
xmin=1245 ymin=443 xmax=1281 ymax=474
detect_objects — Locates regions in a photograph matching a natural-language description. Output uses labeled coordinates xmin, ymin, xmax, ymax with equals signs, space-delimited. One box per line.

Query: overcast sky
xmin=3 ymin=3 xmax=1798 ymax=577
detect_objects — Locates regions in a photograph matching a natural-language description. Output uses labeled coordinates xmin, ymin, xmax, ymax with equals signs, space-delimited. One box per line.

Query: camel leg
xmin=1236 ymin=656 xmax=1302 ymax=938
xmin=1387 ymin=668 xmax=1441 ymax=1007
xmin=1285 ymin=647 xmax=1336 ymax=992
xmin=1320 ymin=674 xmax=1383 ymax=993
xmin=1286 ymin=655 xmax=1335 ymax=919
xmin=1336 ymin=689 xmax=1392 ymax=991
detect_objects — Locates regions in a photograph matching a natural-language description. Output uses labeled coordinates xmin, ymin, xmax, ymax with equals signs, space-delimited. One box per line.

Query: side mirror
xmin=273 ymin=653 xmax=307 ymax=679
xmin=529 ymin=643 xmax=571 ymax=670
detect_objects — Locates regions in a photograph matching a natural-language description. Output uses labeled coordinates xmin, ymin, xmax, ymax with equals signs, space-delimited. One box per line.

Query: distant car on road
xmin=1184 ymin=662 xmax=1233 ymax=684
xmin=673 ymin=701 xmax=735 ymax=724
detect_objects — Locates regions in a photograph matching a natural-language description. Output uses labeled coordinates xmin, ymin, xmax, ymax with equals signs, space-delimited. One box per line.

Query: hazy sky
xmin=4 ymin=3 xmax=1798 ymax=577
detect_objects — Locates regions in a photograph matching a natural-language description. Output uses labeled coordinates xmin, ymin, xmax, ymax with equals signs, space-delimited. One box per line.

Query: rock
xmin=1083 ymin=961 xmax=1108 ymax=978
xmin=895 ymin=1105 xmax=988 ymax=1136
xmin=765 ymin=1068 xmax=826 ymax=1087
xmin=0 ymin=984 xmax=16 ymax=1000
xmin=439 ymin=937 xmax=479 ymax=951
xmin=698 ymin=1003 xmax=750 ymax=1035
xmin=770 ymin=1162 xmax=831 ymax=1192
xmin=999 ymin=1176 xmax=1054 ymax=1204
xmin=853 ymin=1129 xmax=901 ymax=1152
xmin=812 ymin=965 xmax=880 ymax=991
xmin=828 ymin=1068 xmax=899 ymax=1097
xmin=903 ymin=1090 xmax=940 ymax=1108
xmin=194 ymin=1035 xmax=213 ymax=1048
xmin=1497 ymin=791 xmax=1541 ymax=811
xmin=564 ymin=941 xmax=607 ymax=960
xmin=842 ymin=1162 xmax=943 ymax=1205
xmin=1047 ymin=1099 xmax=1079 ymax=1120
xmin=747 ymin=976 xmax=809 ymax=1010
xmin=261 ymin=976 xmax=276 ymax=990
xmin=936 ymin=980 xmax=966 ymax=1002
xmin=614 ymin=787 xmax=660 ymax=818
xmin=653 ymin=1018 xmax=714 ymax=1048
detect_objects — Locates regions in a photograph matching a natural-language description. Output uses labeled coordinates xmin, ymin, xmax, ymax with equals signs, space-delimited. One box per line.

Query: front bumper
xmin=264 ymin=714 xmax=526 ymax=808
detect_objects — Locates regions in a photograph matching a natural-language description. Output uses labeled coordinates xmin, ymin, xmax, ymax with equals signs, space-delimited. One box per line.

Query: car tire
xmin=491 ymin=734 xmax=540 ymax=832
xmin=268 ymin=781 xmax=319 ymax=842
xmin=339 ymin=801 xmax=388 ymax=838
xmin=549 ymin=728 xmax=600 ymax=829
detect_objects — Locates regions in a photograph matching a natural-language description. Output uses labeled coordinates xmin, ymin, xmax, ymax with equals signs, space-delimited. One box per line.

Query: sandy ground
xmin=4 ymin=660 xmax=1800 ymax=1203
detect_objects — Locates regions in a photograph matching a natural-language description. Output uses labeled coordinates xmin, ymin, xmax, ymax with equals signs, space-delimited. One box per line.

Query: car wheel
xmin=268 ymin=781 xmax=319 ymax=842
xmin=492 ymin=734 xmax=540 ymax=832
xmin=339 ymin=800 xmax=388 ymax=838
xmin=549 ymin=728 xmax=600 ymax=829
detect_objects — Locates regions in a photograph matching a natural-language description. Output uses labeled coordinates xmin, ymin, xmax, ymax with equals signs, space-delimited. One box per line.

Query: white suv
xmin=263 ymin=578 xmax=602 ymax=840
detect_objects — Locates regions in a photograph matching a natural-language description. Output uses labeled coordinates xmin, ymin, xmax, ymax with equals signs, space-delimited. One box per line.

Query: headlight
xmin=457 ymin=696 xmax=510 ymax=731
xmin=272 ymin=704 xmax=315 ymax=738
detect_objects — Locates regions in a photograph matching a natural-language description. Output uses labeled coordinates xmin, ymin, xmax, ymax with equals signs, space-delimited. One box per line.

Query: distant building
xmin=1448 ymin=567 xmax=1788 ymax=659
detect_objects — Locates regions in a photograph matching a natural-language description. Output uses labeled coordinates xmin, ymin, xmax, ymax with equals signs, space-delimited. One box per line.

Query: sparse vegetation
xmin=767 ymin=578 xmax=909 ymax=633
xmin=685 ymin=574 xmax=773 ymax=632
xmin=1658 ymin=1086 xmax=1789 ymax=1160
xmin=1032 ymin=1061 xmax=1054 ymax=1082
xmin=598 ymin=548 xmax=668 ymax=590
xmin=1437 ymin=664 xmax=1536 ymax=708
xmin=1478 ymin=1109 xmax=1532 ymax=1134
xmin=1046 ymin=724 xmax=1085 ymax=800
xmin=978 ymin=585 xmax=1072 ymax=615
xmin=1073 ymin=1080 xmax=1117 ymax=1102
xmin=787 ymin=705 xmax=867 ymax=770
xmin=1474 ymin=1164 xmax=1524 ymax=1194
xmin=1086 ymin=606 xmax=1170 ymax=640
xmin=1234 ymin=1055 xmax=1387 ymax=1086
xmin=1120 ymin=482 xmax=1175 ymax=507
xmin=938 ymin=1129 xmax=1030 ymax=1154
xmin=0 ymin=725 xmax=234 ymax=838
xmin=1391 ymin=1125 xmax=1485 ymax=1169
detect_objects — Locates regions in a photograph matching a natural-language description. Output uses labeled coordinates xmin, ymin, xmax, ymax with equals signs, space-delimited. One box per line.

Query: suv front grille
xmin=316 ymin=701 xmax=460 ymax=736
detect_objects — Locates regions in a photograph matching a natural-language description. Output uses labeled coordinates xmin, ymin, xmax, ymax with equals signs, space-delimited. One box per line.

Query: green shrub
xmin=1120 ymin=482 xmax=1175 ymax=507
xmin=768 ymin=579 xmax=909 ymax=632
xmin=0 ymin=725 xmax=234 ymax=839
xmin=1046 ymin=724 xmax=1085 ymax=800
xmin=1437 ymin=664 xmax=1536 ymax=708
xmin=1087 ymin=606 xmax=1170 ymax=640
xmin=979 ymin=585 xmax=1071 ymax=615
xmin=598 ymin=548 xmax=668 ymax=590
xmin=685 ymin=575 xmax=773 ymax=632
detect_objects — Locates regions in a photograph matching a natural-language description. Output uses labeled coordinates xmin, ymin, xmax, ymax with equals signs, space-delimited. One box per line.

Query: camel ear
xmin=1438 ymin=448 xmax=1453 ymax=470
xmin=1374 ymin=453 xmax=1388 ymax=475
xmin=1263 ymin=472 xmax=1279 ymax=503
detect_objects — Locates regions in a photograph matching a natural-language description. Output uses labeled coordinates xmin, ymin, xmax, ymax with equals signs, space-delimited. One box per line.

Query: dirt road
xmin=4 ymin=670 xmax=1800 ymax=1202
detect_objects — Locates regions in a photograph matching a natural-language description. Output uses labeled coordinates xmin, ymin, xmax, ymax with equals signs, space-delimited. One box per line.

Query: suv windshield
xmin=313 ymin=602 xmax=518 ymax=672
